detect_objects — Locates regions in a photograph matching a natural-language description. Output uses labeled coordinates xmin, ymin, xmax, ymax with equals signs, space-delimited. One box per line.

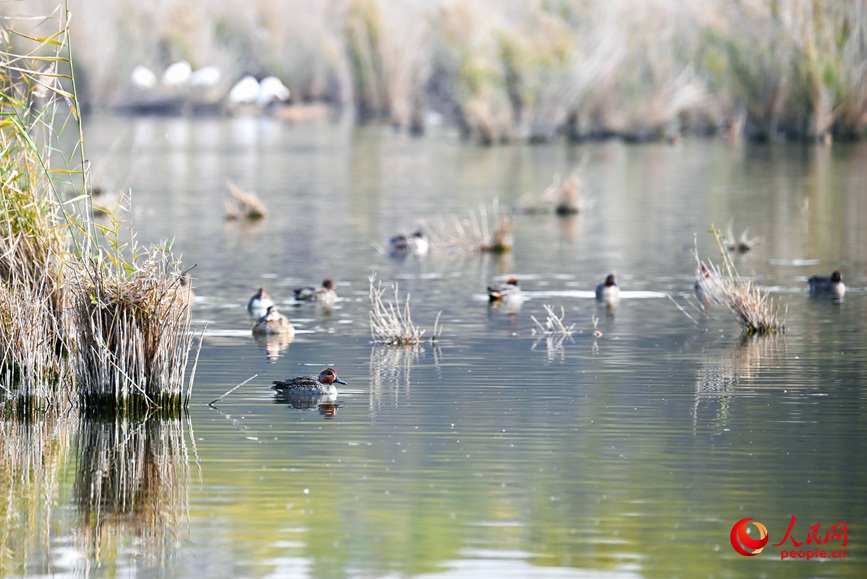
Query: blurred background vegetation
xmin=5 ymin=0 xmax=866 ymax=143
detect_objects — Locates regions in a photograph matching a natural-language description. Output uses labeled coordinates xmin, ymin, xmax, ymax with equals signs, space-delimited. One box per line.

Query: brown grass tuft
xmin=369 ymin=273 xmax=442 ymax=346
xmin=225 ymin=180 xmax=266 ymax=220
xmin=694 ymin=228 xmax=786 ymax=335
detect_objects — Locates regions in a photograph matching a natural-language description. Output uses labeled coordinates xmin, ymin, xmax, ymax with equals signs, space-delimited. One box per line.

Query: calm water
xmin=5 ymin=116 xmax=867 ymax=578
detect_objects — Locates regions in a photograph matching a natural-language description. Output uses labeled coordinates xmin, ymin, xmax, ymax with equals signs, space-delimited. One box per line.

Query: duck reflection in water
xmin=252 ymin=331 xmax=293 ymax=362
xmin=273 ymin=393 xmax=340 ymax=417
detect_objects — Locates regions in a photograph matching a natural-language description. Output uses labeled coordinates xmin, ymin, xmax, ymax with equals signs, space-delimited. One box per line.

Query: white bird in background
xmin=256 ymin=76 xmax=290 ymax=106
xmin=228 ymin=75 xmax=261 ymax=105
xmin=162 ymin=60 xmax=192 ymax=87
xmin=130 ymin=65 xmax=157 ymax=90
xmin=228 ymin=75 xmax=291 ymax=107
xmin=190 ymin=65 xmax=222 ymax=89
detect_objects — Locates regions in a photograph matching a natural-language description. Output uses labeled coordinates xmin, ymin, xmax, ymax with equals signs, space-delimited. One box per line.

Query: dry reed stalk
xmin=724 ymin=220 xmax=761 ymax=253
xmin=694 ymin=229 xmax=786 ymax=335
xmin=368 ymin=273 xmax=442 ymax=346
xmin=73 ymin=415 xmax=190 ymax=564
xmin=531 ymin=304 xmax=576 ymax=337
xmin=71 ymin=248 xmax=197 ymax=414
xmin=224 ymin=180 xmax=266 ymax=220
xmin=424 ymin=199 xmax=515 ymax=253
xmin=517 ymin=171 xmax=590 ymax=215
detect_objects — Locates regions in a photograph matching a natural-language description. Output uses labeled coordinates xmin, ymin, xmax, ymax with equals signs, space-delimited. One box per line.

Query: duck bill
xmin=334 ymin=378 xmax=347 ymax=385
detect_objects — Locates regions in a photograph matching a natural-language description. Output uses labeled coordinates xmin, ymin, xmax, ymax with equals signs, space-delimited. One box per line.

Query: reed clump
xmin=224 ymin=179 xmax=266 ymax=220
xmin=0 ymin=8 xmax=198 ymax=415
xmin=71 ymin=248 xmax=196 ymax=414
xmin=694 ymin=228 xmax=786 ymax=335
xmin=369 ymin=273 xmax=442 ymax=346
xmin=517 ymin=171 xmax=590 ymax=215
xmin=425 ymin=199 xmax=515 ymax=254
xmin=531 ymin=304 xmax=576 ymax=337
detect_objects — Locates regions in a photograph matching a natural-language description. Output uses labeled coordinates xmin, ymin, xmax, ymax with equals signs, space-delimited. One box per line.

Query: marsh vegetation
xmin=6 ymin=0 xmax=866 ymax=143
xmin=0 ymin=7 xmax=197 ymax=415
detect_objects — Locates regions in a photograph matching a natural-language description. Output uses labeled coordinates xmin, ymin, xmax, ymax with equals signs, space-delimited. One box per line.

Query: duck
xmin=272 ymin=367 xmax=346 ymax=396
xmin=388 ymin=230 xmax=429 ymax=257
xmin=808 ymin=270 xmax=846 ymax=298
xmin=247 ymin=287 xmax=275 ymax=313
xmin=487 ymin=277 xmax=522 ymax=302
xmin=294 ymin=279 xmax=337 ymax=306
xmin=595 ymin=273 xmax=620 ymax=301
xmin=252 ymin=305 xmax=295 ymax=337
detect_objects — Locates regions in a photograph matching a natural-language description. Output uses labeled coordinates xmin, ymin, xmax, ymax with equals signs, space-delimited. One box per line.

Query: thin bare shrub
xmin=531 ymin=304 xmax=576 ymax=337
xmin=694 ymin=229 xmax=786 ymax=335
xmin=224 ymin=179 xmax=266 ymax=220
xmin=424 ymin=199 xmax=514 ymax=253
xmin=369 ymin=273 xmax=442 ymax=346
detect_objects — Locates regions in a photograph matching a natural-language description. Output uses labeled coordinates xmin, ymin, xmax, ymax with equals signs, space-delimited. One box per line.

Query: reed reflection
xmin=0 ymin=410 xmax=75 ymax=575
xmin=693 ymin=333 xmax=786 ymax=433
xmin=369 ymin=344 xmax=441 ymax=413
xmin=73 ymin=414 xmax=192 ymax=567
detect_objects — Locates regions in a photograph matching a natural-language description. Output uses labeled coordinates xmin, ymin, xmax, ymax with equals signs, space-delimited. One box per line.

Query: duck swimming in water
xmin=595 ymin=274 xmax=620 ymax=302
xmin=247 ymin=287 xmax=275 ymax=314
xmin=271 ymin=367 xmax=347 ymax=396
xmin=388 ymin=230 xmax=429 ymax=257
xmin=808 ymin=270 xmax=845 ymax=298
xmin=487 ymin=277 xmax=521 ymax=302
xmin=252 ymin=305 xmax=295 ymax=337
xmin=294 ymin=279 xmax=337 ymax=306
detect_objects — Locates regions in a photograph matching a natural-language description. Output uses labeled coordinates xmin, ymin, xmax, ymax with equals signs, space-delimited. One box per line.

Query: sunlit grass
xmin=0 ymin=6 xmax=198 ymax=414
xmin=424 ymin=199 xmax=515 ymax=254
xmin=368 ymin=273 xmax=442 ymax=346
xmin=694 ymin=228 xmax=787 ymax=335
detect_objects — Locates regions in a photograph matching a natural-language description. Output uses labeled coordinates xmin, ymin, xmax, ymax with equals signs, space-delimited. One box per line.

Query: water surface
xmin=7 ymin=116 xmax=867 ymax=578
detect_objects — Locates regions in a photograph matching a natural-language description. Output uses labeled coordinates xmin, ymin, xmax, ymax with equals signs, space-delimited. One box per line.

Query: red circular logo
xmin=730 ymin=518 xmax=769 ymax=556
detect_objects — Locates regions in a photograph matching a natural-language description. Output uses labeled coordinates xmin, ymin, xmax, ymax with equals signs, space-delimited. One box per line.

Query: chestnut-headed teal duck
xmin=487 ymin=277 xmax=521 ymax=302
xmin=294 ymin=279 xmax=337 ymax=305
xmin=247 ymin=287 xmax=275 ymax=313
xmin=272 ymin=367 xmax=347 ymax=396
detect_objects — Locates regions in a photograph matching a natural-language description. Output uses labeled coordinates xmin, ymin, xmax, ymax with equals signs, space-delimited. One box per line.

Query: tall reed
xmin=0 ymin=6 xmax=198 ymax=414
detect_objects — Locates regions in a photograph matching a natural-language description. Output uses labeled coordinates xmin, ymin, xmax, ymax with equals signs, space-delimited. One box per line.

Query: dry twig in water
xmin=225 ymin=180 xmax=267 ymax=220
